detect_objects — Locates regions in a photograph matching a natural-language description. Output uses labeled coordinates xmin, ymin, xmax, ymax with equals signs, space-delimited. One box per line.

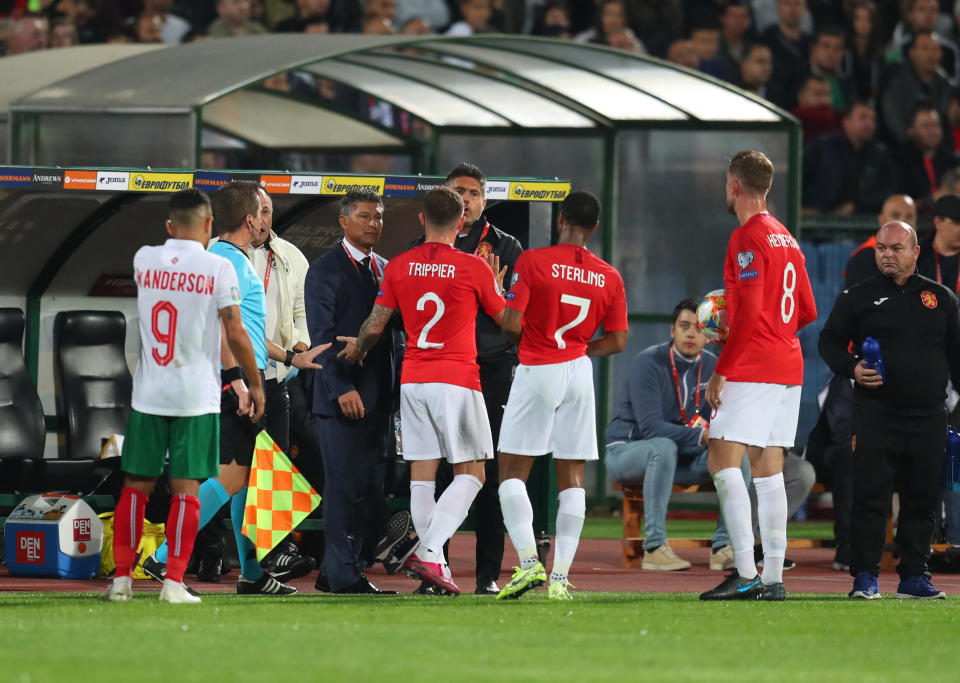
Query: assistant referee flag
xmin=242 ymin=431 xmax=321 ymax=561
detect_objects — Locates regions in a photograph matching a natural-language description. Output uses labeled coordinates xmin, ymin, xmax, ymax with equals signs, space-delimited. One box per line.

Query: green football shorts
xmin=121 ymin=410 xmax=220 ymax=479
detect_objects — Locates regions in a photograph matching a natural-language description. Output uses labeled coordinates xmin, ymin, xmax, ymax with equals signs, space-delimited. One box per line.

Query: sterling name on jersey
xmin=377 ymin=242 xmax=504 ymax=390
xmin=131 ymin=239 xmax=240 ymax=416
xmin=507 ymin=244 xmax=628 ymax=365
xmin=715 ymin=213 xmax=817 ymax=385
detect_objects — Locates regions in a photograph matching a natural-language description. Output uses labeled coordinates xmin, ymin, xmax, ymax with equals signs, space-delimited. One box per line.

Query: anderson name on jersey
xmin=131 ymin=239 xmax=240 ymax=417
xmin=507 ymin=244 xmax=628 ymax=366
xmin=377 ymin=242 xmax=504 ymax=390
xmin=715 ymin=213 xmax=816 ymax=385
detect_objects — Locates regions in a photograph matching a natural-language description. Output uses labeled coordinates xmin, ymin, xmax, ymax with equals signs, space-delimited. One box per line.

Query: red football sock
xmin=165 ymin=494 xmax=200 ymax=584
xmin=113 ymin=488 xmax=146 ymax=579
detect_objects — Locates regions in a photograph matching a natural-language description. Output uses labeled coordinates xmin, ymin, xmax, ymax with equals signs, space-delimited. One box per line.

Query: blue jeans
xmin=606 ymin=438 xmax=749 ymax=551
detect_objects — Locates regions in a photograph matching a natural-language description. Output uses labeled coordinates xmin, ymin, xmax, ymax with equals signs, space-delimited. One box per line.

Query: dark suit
xmin=305 ymin=240 xmax=396 ymax=591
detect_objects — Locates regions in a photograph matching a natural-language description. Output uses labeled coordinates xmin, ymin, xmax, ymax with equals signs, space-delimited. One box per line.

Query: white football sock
xmin=713 ymin=467 xmax=757 ymax=579
xmin=499 ymin=478 xmax=539 ymax=569
xmin=409 ymin=480 xmax=436 ymax=539
xmin=551 ymin=487 xmax=586 ymax=582
xmin=419 ymin=474 xmax=482 ymax=565
xmin=754 ymin=472 xmax=787 ymax=585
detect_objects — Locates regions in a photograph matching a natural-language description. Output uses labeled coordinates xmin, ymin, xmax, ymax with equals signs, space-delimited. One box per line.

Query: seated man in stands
xmin=604 ymin=298 xmax=743 ymax=571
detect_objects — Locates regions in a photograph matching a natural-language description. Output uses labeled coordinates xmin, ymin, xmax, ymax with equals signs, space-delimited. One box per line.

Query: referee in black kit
xmin=412 ymin=163 xmax=523 ymax=594
xmin=819 ymin=221 xmax=960 ymax=600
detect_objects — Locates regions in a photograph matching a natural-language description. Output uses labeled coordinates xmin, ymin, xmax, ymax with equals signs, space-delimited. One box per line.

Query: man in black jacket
xmin=819 ymin=220 xmax=960 ymax=600
xmin=412 ymin=163 xmax=523 ymax=594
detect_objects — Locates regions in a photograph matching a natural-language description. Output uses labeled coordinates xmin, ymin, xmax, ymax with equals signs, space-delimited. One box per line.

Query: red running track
xmin=3 ymin=537 xmax=959 ymax=596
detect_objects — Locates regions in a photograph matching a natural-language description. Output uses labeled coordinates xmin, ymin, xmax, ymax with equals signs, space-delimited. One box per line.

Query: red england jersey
xmin=714 ymin=212 xmax=817 ymax=384
xmin=506 ymin=244 xmax=628 ymax=366
xmin=377 ymin=242 xmax=504 ymax=390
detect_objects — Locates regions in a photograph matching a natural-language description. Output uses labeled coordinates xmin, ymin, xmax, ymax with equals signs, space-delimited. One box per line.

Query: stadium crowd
xmin=8 ymin=1 xmax=960 ymax=213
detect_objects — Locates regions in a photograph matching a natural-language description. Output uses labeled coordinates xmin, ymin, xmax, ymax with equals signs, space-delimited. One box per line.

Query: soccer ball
xmin=697 ymin=289 xmax=729 ymax=342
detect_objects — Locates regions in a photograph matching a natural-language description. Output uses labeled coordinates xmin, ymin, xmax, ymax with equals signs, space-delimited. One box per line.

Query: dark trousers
xmin=851 ymin=404 xmax=945 ymax=578
xmin=828 ymin=444 xmax=853 ymax=566
xmin=264 ymin=378 xmax=290 ymax=454
xmin=287 ymin=371 xmax=325 ymax=493
xmin=315 ymin=410 xmax=390 ymax=591
xmin=437 ymin=354 xmax=515 ymax=583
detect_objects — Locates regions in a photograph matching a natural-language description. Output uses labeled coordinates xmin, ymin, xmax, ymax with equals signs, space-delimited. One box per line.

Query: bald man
xmin=820 ymin=221 xmax=960 ymax=600
xmin=843 ymin=194 xmax=917 ymax=288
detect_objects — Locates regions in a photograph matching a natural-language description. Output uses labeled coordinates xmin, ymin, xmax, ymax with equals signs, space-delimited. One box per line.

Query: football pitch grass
xmin=2 ymin=589 xmax=957 ymax=682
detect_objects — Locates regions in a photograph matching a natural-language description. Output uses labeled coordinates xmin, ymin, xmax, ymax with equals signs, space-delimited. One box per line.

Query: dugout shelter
xmin=2 ymin=34 xmax=801 ymax=497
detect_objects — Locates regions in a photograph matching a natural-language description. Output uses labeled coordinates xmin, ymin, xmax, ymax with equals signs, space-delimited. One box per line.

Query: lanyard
xmin=342 ymin=241 xmax=382 ymax=285
xmin=262 ymin=249 xmax=274 ymax=293
xmin=934 ymin=250 xmax=960 ymax=293
xmin=668 ymin=344 xmax=702 ymax=424
xmin=457 ymin=221 xmax=490 ymax=255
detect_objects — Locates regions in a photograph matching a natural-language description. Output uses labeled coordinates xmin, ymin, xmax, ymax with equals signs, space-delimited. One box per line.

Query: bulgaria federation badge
xmin=921 ymin=291 xmax=937 ymax=309
xmin=476 ymin=241 xmax=493 ymax=257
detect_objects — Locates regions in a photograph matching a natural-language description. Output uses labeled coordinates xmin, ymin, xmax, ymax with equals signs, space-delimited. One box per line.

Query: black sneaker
xmin=699 ymin=571 xmax=763 ymax=601
xmin=374 ymin=511 xmax=415 ymax=563
xmin=264 ymin=541 xmax=316 ymax=583
xmin=414 ymin=580 xmax=456 ymax=596
xmin=237 ymin=574 xmax=298 ymax=595
xmin=197 ymin=555 xmax=222 ymax=583
xmin=760 ymin=582 xmax=786 ymax=601
xmin=142 ymin=553 xmax=200 ymax=596
xmin=383 ymin=535 xmax=420 ymax=575
xmin=475 ymin=579 xmax=500 ymax=595
xmin=754 ymin=546 xmax=796 ymax=570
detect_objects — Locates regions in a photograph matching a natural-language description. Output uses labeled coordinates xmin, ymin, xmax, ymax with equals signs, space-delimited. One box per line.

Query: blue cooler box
xmin=5 ymin=494 xmax=103 ymax=579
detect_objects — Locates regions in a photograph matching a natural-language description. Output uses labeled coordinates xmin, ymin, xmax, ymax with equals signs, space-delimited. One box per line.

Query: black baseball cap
xmin=934 ymin=194 xmax=960 ymax=222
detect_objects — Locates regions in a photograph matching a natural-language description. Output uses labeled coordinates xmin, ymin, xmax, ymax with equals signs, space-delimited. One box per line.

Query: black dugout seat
xmin=53 ymin=310 xmax=133 ymax=462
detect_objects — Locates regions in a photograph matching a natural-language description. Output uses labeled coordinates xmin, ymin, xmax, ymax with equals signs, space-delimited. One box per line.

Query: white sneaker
xmin=709 ymin=545 xmax=736 ymax=571
xmin=641 ymin=544 xmax=691 ymax=571
xmin=101 ymin=576 xmax=133 ymax=602
xmin=159 ymin=578 xmax=202 ymax=604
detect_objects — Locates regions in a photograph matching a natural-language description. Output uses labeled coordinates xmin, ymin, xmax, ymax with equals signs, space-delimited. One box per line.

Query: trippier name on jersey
xmin=408 ymin=262 xmax=456 ymax=278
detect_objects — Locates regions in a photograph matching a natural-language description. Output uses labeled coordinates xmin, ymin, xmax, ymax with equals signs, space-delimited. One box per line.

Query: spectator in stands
xmin=690 ymin=23 xmax=726 ymax=78
xmin=363 ymin=12 xmax=395 ymax=33
xmin=717 ymin=1 xmax=755 ymax=82
xmin=140 ymin=0 xmax=190 ymax=43
xmin=948 ymin=86 xmax=960 ymax=154
xmin=752 ymin=0 xmax=814 ymax=35
xmin=792 ymin=74 xmax=841 ymax=142
xmin=739 ymin=42 xmax=774 ymax=97
xmin=575 ymin=0 xmax=644 ymax=52
xmin=762 ymin=0 xmax=812 ymax=108
xmin=445 ymin=0 xmax=489 ymax=35
xmin=802 ymin=102 xmax=899 ymax=215
xmin=532 ymin=1 xmax=571 ymax=38
xmin=936 ymin=166 xmax=960 ymax=199
xmin=207 ymin=0 xmax=268 ymax=37
xmin=604 ymin=298 xmax=745 ymax=572
xmin=630 ymin=0 xmax=684 ymax=59
xmin=134 ymin=13 xmax=164 ymax=42
xmin=878 ymin=31 xmax=953 ymax=147
xmin=50 ymin=17 xmax=78 ymax=47
xmin=6 ymin=12 xmax=48 ymax=52
xmin=667 ymin=38 xmax=699 ymax=70
xmin=843 ymin=193 xmax=917 ymax=288
xmin=364 ymin=0 xmax=397 ymax=30
xmin=399 ymin=15 xmax=430 ymax=33
xmin=275 ymin=0 xmax=330 ymax=32
xmin=894 ymin=103 xmax=957 ymax=208
xmin=843 ymin=0 xmax=882 ymax=102
xmin=57 ymin=0 xmax=105 ymax=44
xmin=395 ymin=0 xmax=448 ymax=33
xmin=845 ymin=1 xmax=884 ymax=102
xmin=806 ymin=27 xmax=855 ymax=111
xmin=885 ymin=0 xmax=959 ymax=79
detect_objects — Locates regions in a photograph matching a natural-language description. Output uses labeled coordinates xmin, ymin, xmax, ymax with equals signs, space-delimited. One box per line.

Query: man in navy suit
xmin=305 ymin=189 xmax=398 ymax=594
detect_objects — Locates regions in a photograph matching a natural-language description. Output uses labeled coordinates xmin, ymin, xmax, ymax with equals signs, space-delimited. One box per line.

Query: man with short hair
xmin=495 ymin=191 xmax=628 ymax=601
xmin=802 ymin=102 xmax=899 ymax=215
xmin=820 ymin=221 xmax=958 ymax=599
xmin=894 ymin=104 xmax=957 ymax=205
xmin=844 ymin=194 xmax=917 ymax=287
xmin=411 ymin=162 xmax=523 ymax=595
xmin=207 ymin=0 xmax=268 ymax=37
xmin=717 ymin=1 xmax=754 ymax=82
xmin=739 ymin=43 xmax=774 ymax=98
xmin=143 ymin=181 xmax=325 ymax=595
xmin=102 ymin=189 xmax=263 ymax=604
xmin=6 ymin=12 xmax=48 ymax=53
xmin=918 ymin=194 xmax=960 ymax=291
xmin=340 ymin=187 xmax=506 ymax=595
xmin=761 ymin=0 xmax=811 ymax=107
xmin=699 ymin=150 xmax=817 ymax=601
xmin=305 ymin=189 xmax=400 ymax=594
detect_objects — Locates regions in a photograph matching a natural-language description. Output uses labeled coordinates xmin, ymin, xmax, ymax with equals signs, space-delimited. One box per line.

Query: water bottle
xmin=862 ymin=337 xmax=885 ymax=382
xmin=948 ymin=427 xmax=960 ymax=493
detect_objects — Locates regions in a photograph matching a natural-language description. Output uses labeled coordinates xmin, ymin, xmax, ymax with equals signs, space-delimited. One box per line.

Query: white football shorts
xmin=400 ymin=383 xmax=494 ymax=463
xmin=498 ymin=356 xmax=598 ymax=461
xmin=709 ymin=381 xmax=802 ymax=448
